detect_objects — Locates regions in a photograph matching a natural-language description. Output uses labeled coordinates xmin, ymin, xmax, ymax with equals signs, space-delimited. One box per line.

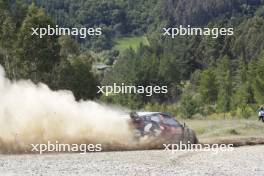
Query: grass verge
xmin=184 ymin=119 xmax=264 ymax=146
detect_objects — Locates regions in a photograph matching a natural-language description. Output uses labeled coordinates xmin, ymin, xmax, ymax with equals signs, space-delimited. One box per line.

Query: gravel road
xmin=0 ymin=145 xmax=263 ymax=176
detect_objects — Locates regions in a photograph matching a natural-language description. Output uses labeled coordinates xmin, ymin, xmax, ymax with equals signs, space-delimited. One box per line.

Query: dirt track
xmin=0 ymin=145 xmax=263 ymax=176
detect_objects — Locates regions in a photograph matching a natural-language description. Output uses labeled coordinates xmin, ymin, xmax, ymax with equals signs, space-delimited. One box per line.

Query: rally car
xmin=129 ymin=112 xmax=198 ymax=144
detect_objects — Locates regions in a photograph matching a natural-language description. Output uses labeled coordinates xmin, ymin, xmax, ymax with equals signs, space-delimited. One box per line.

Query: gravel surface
xmin=0 ymin=145 xmax=263 ymax=176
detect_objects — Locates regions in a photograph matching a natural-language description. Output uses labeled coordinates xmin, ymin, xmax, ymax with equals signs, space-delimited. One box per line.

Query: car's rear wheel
xmin=182 ymin=128 xmax=199 ymax=144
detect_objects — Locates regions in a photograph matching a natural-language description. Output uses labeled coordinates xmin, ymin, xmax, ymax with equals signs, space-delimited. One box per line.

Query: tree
xmin=16 ymin=3 xmax=60 ymax=84
xmin=232 ymin=57 xmax=255 ymax=109
xmin=57 ymin=53 xmax=99 ymax=100
xmin=58 ymin=36 xmax=79 ymax=59
xmin=0 ymin=16 xmax=16 ymax=79
xmin=180 ymin=93 xmax=199 ymax=119
xmin=216 ymin=56 xmax=233 ymax=113
xmin=252 ymin=52 xmax=264 ymax=104
xmin=199 ymin=69 xmax=218 ymax=104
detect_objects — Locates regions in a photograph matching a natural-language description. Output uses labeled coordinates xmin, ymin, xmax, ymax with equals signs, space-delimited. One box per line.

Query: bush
xmin=180 ymin=93 xmax=200 ymax=119
xmin=144 ymin=103 xmax=179 ymax=116
xmin=100 ymin=94 xmax=142 ymax=110
xmin=235 ymin=105 xmax=255 ymax=119
xmin=200 ymin=104 xmax=216 ymax=117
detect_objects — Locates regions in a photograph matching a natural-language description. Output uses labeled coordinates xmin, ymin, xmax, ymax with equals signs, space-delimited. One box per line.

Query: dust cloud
xmin=0 ymin=65 xmax=135 ymax=153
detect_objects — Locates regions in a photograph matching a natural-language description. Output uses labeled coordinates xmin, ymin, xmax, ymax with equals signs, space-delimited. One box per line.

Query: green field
xmin=114 ymin=36 xmax=150 ymax=52
xmin=185 ymin=119 xmax=264 ymax=144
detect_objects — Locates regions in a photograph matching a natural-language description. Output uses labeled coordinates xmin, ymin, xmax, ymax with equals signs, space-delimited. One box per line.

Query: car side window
xmin=150 ymin=114 xmax=161 ymax=123
xmin=162 ymin=114 xmax=172 ymax=119
xmin=162 ymin=117 xmax=181 ymax=127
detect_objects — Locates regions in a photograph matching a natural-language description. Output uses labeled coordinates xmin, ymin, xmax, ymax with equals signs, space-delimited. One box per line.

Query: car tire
xmin=182 ymin=128 xmax=199 ymax=144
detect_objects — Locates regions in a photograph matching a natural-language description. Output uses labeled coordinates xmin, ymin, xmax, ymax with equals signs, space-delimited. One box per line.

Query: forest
xmin=1 ymin=0 xmax=264 ymax=118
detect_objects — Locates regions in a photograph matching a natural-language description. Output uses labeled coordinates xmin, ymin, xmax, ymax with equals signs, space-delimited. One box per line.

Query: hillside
xmin=1 ymin=0 xmax=264 ymax=118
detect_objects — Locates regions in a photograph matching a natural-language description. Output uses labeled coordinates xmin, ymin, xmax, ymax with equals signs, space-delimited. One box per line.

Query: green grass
xmin=184 ymin=119 xmax=264 ymax=142
xmin=114 ymin=36 xmax=149 ymax=52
